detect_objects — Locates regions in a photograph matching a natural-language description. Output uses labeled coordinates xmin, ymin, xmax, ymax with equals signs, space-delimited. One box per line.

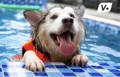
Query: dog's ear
xmin=23 ymin=10 xmax=46 ymax=26
xmin=74 ymin=5 xmax=85 ymax=19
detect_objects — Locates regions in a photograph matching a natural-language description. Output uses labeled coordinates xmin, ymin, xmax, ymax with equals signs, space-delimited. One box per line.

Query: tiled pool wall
xmin=83 ymin=18 xmax=120 ymax=37
xmin=1 ymin=61 xmax=120 ymax=77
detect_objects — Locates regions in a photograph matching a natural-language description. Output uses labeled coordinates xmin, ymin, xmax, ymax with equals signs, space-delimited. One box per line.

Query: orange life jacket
xmin=12 ymin=39 xmax=50 ymax=62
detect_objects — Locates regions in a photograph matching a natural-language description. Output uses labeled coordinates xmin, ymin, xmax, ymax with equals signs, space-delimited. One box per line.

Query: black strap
xmin=22 ymin=47 xmax=26 ymax=56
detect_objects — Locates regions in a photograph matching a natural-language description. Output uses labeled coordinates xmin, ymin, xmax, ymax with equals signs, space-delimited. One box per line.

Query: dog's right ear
xmin=23 ymin=10 xmax=46 ymax=26
xmin=74 ymin=5 xmax=85 ymax=19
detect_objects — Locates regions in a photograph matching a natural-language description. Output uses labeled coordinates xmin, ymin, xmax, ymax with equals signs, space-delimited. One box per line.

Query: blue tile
xmin=102 ymin=66 xmax=115 ymax=69
xmin=89 ymin=73 xmax=103 ymax=76
xmin=86 ymin=68 xmax=98 ymax=73
xmin=0 ymin=68 xmax=2 ymax=72
xmin=2 ymin=64 xmax=8 ymax=68
xmin=81 ymin=66 xmax=91 ymax=68
xmin=75 ymin=72 xmax=92 ymax=77
xmin=118 ymin=30 xmax=120 ymax=35
xmin=114 ymin=66 xmax=120 ymax=69
xmin=0 ymin=72 xmax=3 ymax=77
xmin=34 ymin=72 xmax=48 ymax=76
xmin=25 ymin=72 xmax=34 ymax=77
xmin=47 ymin=72 xmax=63 ymax=77
xmin=22 ymin=64 xmax=26 ymax=68
xmin=55 ymin=65 xmax=68 ymax=69
xmin=62 ymin=72 xmax=76 ymax=76
xmin=45 ymin=65 xmax=55 ymax=68
xmin=114 ymin=73 xmax=120 ymax=76
xmin=4 ymin=72 xmax=9 ymax=77
xmin=44 ymin=62 xmax=52 ymax=65
xmin=69 ymin=66 xmax=81 ymax=69
xmin=59 ymin=69 xmax=73 ymax=72
xmin=101 ymin=73 xmax=116 ymax=77
xmin=108 ymin=69 xmax=120 ymax=73
xmin=91 ymin=66 xmax=104 ymax=69
xmin=99 ymin=63 xmax=110 ymax=66
xmin=71 ymin=69 xmax=85 ymax=72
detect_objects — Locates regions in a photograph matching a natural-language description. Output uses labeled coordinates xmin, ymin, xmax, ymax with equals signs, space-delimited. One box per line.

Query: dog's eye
xmin=69 ymin=14 xmax=75 ymax=18
xmin=50 ymin=15 xmax=58 ymax=19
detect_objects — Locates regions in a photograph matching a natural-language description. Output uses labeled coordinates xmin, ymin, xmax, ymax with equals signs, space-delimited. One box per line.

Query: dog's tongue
xmin=58 ymin=35 xmax=76 ymax=56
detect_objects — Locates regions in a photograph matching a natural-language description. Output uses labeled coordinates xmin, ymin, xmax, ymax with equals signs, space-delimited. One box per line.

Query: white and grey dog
xmin=22 ymin=5 xmax=88 ymax=72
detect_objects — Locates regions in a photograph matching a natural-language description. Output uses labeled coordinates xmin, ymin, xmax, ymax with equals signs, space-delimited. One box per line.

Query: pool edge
xmin=84 ymin=14 xmax=120 ymax=26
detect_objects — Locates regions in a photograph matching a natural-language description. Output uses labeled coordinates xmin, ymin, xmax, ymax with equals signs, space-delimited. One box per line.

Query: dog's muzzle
xmin=50 ymin=18 xmax=76 ymax=56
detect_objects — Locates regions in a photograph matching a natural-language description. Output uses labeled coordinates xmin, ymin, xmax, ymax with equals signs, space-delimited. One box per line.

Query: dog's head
xmin=23 ymin=6 xmax=85 ymax=57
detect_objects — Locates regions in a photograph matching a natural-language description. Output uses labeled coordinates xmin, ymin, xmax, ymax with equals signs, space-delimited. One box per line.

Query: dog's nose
xmin=62 ymin=18 xmax=73 ymax=25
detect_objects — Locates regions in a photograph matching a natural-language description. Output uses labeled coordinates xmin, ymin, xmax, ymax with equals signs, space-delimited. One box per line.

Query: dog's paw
xmin=72 ymin=54 xmax=88 ymax=66
xmin=22 ymin=50 xmax=45 ymax=72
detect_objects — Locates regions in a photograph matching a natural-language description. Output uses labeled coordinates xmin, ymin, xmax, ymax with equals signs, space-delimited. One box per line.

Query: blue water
xmin=0 ymin=8 xmax=120 ymax=63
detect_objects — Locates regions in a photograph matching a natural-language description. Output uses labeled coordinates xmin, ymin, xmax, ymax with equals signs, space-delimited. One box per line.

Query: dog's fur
xmin=22 ymin=5 xmax=88 ymax=72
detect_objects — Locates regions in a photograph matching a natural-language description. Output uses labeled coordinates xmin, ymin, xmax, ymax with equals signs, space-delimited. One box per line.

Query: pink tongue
xmin=59 ymin=36 xmax=76 ymax=56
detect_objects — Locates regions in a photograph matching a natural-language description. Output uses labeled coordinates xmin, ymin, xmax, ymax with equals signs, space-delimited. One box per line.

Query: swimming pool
xmin=0 ymin=8 xmax=120 ymax=64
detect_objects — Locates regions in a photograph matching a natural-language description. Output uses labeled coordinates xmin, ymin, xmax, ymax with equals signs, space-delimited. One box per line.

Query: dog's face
xmin=24 ymin=6 xmax=85 ymax=58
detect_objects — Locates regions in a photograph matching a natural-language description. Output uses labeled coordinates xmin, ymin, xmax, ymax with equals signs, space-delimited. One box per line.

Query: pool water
xmin=0 ymin=8 xmax=120 ymax=63
xmin=82 ymin=18 xmax=120 ymax=63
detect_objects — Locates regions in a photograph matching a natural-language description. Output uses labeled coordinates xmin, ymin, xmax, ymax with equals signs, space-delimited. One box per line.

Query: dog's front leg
xmin=72 ymin=54 xmax=88 ymax=66
xmin=22 ymin=50 xmax=45 ymax=72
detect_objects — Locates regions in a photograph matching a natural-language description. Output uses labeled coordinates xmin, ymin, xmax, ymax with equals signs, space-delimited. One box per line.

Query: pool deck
xmin=84 ymin=8 xmax=120 ymax=26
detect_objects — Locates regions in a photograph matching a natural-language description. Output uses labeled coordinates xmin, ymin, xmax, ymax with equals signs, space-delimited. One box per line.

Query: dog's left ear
xmin=74 ymin=5 xmax=85 ymax=19
xmin=23 ymin=10 xmax=46 ymax=26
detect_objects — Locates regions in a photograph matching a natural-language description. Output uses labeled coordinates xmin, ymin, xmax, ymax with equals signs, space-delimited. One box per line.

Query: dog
xmin=22 ymin=5 xmax=88 ymax=72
